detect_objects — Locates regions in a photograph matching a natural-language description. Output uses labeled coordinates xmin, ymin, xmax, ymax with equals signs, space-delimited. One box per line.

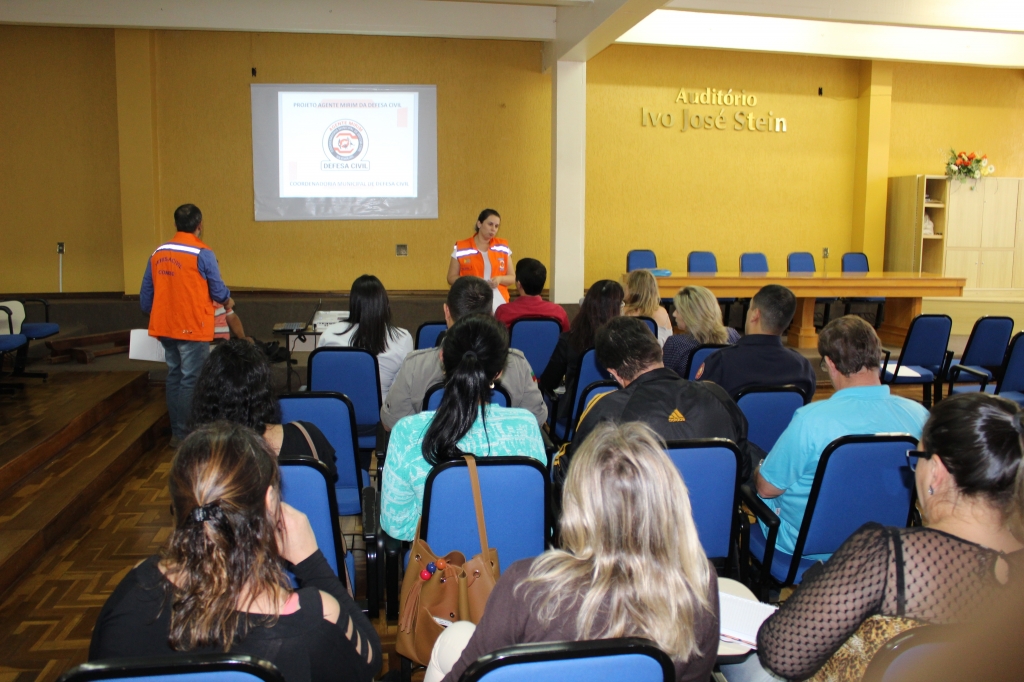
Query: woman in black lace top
xmin=729 ymin=393 xmax=1024 ymax=682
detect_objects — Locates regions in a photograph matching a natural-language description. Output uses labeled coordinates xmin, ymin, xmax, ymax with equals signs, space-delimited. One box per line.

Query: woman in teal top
xmin=380 ymin=314 xmax=547 ymax=541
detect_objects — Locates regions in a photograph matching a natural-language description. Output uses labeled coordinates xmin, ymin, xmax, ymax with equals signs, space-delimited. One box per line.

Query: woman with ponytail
xmin=730 ymin=393 xmax=1024 ymax=682
xmin=90 ymin=422 xmax=381 ymax=682
xmin=380 ymin=314 xmax=547 ymax=541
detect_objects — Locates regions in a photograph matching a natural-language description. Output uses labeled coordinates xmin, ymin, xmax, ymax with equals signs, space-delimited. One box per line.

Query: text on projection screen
xmin=278 ymin=91 xmax=418 ymax=198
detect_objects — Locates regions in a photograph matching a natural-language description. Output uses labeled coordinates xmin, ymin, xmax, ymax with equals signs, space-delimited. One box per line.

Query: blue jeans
xmin=160 ymin=338 xmax=210 ymax=440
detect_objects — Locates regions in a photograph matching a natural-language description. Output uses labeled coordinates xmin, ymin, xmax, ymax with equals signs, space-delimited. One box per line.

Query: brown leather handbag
xmin=395 ymin=456 xmax=501 ymax=666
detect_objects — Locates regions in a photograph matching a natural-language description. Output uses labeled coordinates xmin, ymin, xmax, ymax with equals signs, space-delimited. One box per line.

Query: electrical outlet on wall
xmin=396 ymin=244 xmax=408 ymax=256
xmin=822 ymin=247 xmax=829 ymax=259
xmin=57 ymin=242 xmax=65 ymax=254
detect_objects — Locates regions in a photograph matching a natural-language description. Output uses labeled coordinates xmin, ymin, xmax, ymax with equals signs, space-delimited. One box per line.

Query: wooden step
xmin=0 ymin=384 xmax=168 ymax=597
xmin=0 ymin=372 xmax=149 ymax=497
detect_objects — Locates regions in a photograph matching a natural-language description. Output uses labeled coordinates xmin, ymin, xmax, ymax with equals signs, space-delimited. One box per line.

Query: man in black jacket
xmin=561 ymin=316 xmax=761 ymax=482
xmin=697 ymin=284 xmax=816 ymax=400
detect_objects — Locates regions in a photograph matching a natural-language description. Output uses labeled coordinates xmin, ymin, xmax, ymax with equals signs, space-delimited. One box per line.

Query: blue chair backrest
xmin=736 ymin=386 xmax=807 ymax=453
xmin=421 ymin=457 xmax=549 ymax=567
xmin=787 ymin=252 xmax=816 ymax=273
xmin=842 ymin=252 xmax=870 ymax=273
xmin=899 ymin=315 xmax=952 ymax=368
xmin=627 ymin=250 xmax=658 ymax=271
xmin=278 ymin=392 xmax=365 ymax=515
xmin=998 ymin=332 xmax=1024 ymax=393
xmin=961 ymin=316 xmax=1014 ymax=369
xmin=637 ymin=317 xmax=658 ymax=336
xmin=279 ymin=460 xmax=344 ymax=579
xmin=416 ymin=322 xmax=447 ymax=350
xmin=424 ymin=383 xmax=511 ymax=410
xmin=571 ymin=380 xmax=619 ymax=437
xmin=796 ymin=435 xmax=918 ymax=559
xmin=307 ymin=347 xmax=381 ymax=445
xmin=510 ymin=318 xmax=562 ymax=379
xmin=740 ymin=252 xmax=769 ymax=273
xmin=57 ymin=654 xmax=285 ymax=682
xmin=572 ymin=349 xmax=612 ymax=410
xmin=687 ymin=251 xmax=718 ymax=274
xmin=664 ymin=440 xmax=740 ymax=559
xmin=688 ymin=345 xmax=724 ymax=380
xmin=460 ymin=638 xmax=674 ymax=682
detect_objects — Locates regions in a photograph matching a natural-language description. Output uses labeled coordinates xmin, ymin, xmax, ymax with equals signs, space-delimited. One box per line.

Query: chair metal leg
xmin=923 ymin=382 xmax=933 ymax=408
xmin=12 ymin=345 xmax=47 ymax=380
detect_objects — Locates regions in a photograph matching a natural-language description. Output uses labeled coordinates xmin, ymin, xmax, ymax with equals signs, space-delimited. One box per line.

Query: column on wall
xmin=114 ymin=29 xmax=163 ymax=295
xmin=550 ymin=60 xmax=587 ymax=304
xmin=851 ymin=60 xmax=893 ymax=268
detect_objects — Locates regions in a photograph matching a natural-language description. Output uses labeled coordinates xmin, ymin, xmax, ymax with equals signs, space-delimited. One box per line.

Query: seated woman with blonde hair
xmin=623 ymin=269 xmax=673 ymax=346
xmin=663 ymin=285 xmax=740 ymax=378
xmin=426 ymin=421 xmax=720 ymax=682
xmin=90 ymin=421 xmax=381 ymax=682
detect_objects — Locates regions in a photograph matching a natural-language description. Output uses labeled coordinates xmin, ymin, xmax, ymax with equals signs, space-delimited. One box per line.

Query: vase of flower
xmin=947 ymin=149 xmax=995 ymax=189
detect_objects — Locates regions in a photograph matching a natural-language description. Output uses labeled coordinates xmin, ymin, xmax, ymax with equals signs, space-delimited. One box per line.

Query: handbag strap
xmin=290 ymin=422 xmax=320 ymax=462
xmin=463 ymin=456 xmax=490 ymax=554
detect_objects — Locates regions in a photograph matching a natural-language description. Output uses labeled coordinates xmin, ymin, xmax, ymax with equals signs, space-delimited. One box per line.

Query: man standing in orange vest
xmin=140 ymin=204 xmax=231 ymax=444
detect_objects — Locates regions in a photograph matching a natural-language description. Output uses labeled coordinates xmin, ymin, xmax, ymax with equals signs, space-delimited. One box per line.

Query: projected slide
xmin=251 ymin=84 xmax=437 ymax=221
xmin=278 ymin=91 xmax=418 ymax=198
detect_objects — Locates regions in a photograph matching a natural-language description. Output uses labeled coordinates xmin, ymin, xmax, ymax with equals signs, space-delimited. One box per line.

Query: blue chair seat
xmin=950 ymin=383 xmax=996 ymax=395
xmin=947 ymin=359 xmax=993 ymax=381
xmin=21 ymin=322 xmax=59 ymax=340
xmin=748 ymin=522 xmax=818 ymax=585
xmin=883 ymin=365 xmax=936 ymax=384
xmin=0 ymin=334 xmax=27 ymax=352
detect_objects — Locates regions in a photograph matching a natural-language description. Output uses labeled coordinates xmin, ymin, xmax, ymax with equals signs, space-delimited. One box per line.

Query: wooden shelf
xmin=924 ymin=202 xmax=945 ymax=208
xmin=923 ymin=234 xmax=944 ymax=240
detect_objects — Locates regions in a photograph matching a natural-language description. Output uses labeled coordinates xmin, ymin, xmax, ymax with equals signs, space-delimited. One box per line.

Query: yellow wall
xmin=0 ymin=25 xmax=123 ymax=293
xmin=889 ymin=62 xmax=1024 ymax=178
xmin=146 ymin=31 xmax=550 ymax=293
xmin=586 ymin=45 xmax=861 ymax=284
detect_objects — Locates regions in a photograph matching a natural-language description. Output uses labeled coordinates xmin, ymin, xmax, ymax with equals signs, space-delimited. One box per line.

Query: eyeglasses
xmin=906 ymin=449 xmax=937 ymax=471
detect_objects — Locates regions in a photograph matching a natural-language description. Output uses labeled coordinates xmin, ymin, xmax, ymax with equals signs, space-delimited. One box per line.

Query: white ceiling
xmin=2 ymin=0 xmax=1022 ymax=67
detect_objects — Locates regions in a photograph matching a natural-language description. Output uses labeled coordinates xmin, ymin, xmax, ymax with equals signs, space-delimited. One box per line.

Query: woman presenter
xmin=447 ymin=209 xmax=515 ymax=305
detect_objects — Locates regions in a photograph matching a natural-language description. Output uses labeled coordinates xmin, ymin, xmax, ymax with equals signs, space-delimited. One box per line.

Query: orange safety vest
xmin=147 ymin=232 xmax=218 ymax=342
xmin=453 ymin=236 xmax=512 ymax=302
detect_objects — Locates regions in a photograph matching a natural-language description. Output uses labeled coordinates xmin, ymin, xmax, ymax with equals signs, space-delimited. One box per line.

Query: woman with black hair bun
xmin=380 ymin=313 xmax=547 ymax=541
xmin=191 ymin=339 xmax=338 ymax=480
xmin=726 ymin=392 xmax=1024 ymax=682
xmin=90 ymin=421 xmax=381 ymax=682
xmin=318 ymin=274 xmax=413 ymax=399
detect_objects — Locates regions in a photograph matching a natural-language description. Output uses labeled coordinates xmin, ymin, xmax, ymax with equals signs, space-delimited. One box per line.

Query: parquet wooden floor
xmin=0 ymin=439 xmax=173 ymax=682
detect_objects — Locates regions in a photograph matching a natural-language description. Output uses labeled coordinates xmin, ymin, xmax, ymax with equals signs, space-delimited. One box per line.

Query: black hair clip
xmin=191 ymin=503 xmax=220 ymax=524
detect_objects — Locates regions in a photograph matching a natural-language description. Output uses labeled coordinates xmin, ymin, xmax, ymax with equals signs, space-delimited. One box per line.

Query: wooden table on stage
xmin=644 ymin=272 xmax=966 ymax=349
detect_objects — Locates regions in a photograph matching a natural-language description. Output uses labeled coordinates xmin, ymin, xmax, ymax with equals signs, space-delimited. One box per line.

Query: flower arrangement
xmin=947 ymin=149 xmax=995 ymax=183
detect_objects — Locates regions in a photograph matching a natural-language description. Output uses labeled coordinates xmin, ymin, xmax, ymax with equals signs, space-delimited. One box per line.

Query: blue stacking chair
xmin=964 ymin=333 xmax=1024 ymax=407
xmin=552 ymin=348 xmax=612 ymax=443
xmin=567 ymin=380 xmax=619 ymax=445
xmin=637 ymin=317 xmax=658 ymax=337
xmin=882 ymin=314 xmax=953 ymax=407
xmin=380 ymin=456 xmax=550 ymax=621
xmin=627 ymin=249 xmax=658 ymax=272
xmin=307 ymin=347 xmax=381 ymax=452
xmin=509 ymin=318 xmax=562 ymax=380
xmin=279 ymin=459 xmax=355 ymax=596
xmin=0 ymin=299 xmax=59 ymax=379
xmin=688 ymin=251 xmax=737 ymax=326
xmin=842 ymin=252 xmax=885 ymax=328
xmin=664 ymin=439 xmax=742 ymax=567
xmin=741 ymin=433 xmax=918 ymax=600
xmin=740 ymin=252 xmax=769 ymax=273
xmin=415 ymin=321 xmax=447 ymax=350
xmin=863 ymin=626 xmax=958 ymax=682
xmin=686 ymin=344 xmax=727 ymax=380
xmin=0 ymin=305 xmax=29 ymax=394
xmin=423 ymin=382 xmax=512 ymax=410
xmin=946 ymin=316 xmax=1014 ymax=396
xmin=460 ymin=638 xmax=674 ymax=682
xmin=58 ymin=654 xmax=284 ymax=682
xmin=278 ymin=392 xmax=368 ymax=515
xmin=735 ymin=386 xmax=809 ymax=454
xmin=787 ymin=252 xmax=837 ymax=327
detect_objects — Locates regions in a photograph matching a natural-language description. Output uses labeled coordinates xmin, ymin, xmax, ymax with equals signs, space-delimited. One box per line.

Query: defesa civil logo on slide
xmin=321 ymin=120 xmax=370 ymax=171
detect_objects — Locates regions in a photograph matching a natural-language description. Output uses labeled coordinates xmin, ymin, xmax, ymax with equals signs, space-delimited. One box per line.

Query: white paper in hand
xmin=719 ymin=592 xmax=778 ymax=649
xmin=492 ymin=287 xmax=505 ymax=313
xmin=129 ymin=330 xmax=166 ymax=362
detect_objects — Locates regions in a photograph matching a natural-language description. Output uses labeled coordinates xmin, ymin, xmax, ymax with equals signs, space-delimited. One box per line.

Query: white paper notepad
xmin=719 ymin=592 xmax=778 ymax=648
xmin=886 ymin=362 xmax=922 ymax=378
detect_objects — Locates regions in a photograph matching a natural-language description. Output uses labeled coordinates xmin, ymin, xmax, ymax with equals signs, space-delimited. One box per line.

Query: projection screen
xmin=251 ymin=84 xmax=437 ymax=221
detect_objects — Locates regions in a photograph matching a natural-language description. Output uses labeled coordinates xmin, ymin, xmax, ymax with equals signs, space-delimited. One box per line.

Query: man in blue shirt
xmin=755 ymin=315 xmax=929 ymax=559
